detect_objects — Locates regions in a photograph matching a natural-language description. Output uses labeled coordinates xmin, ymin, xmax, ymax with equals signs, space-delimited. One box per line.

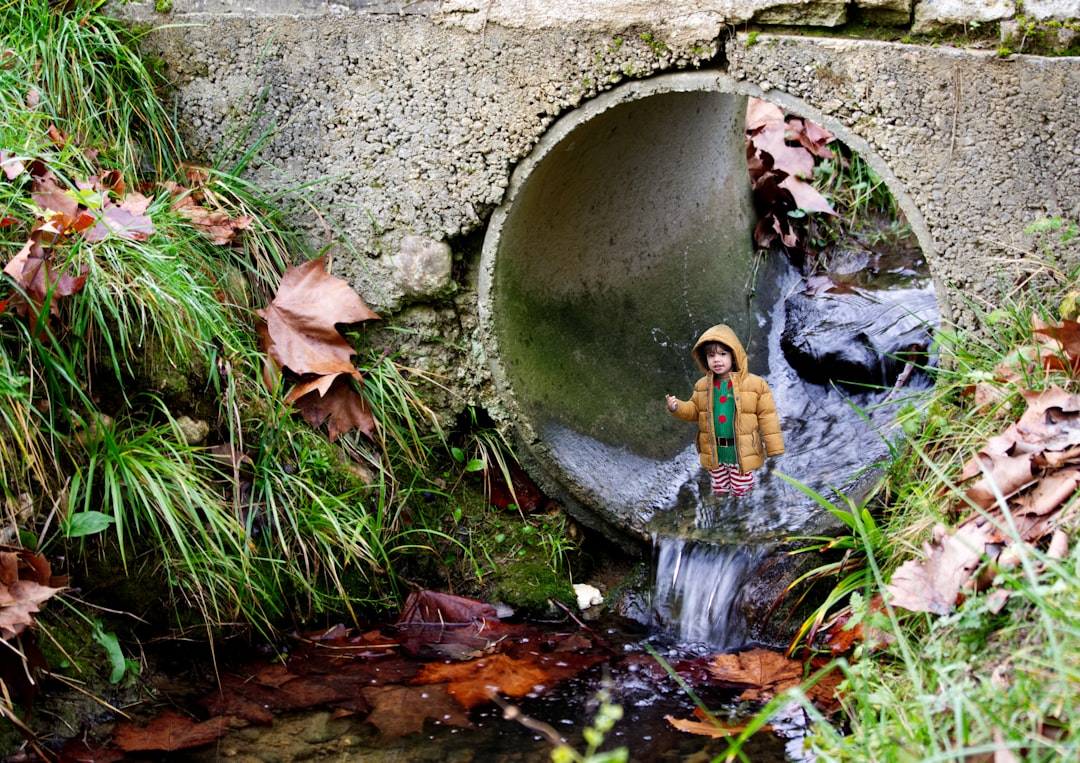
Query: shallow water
xmin=128 ymin=618 xmax=804 ymax=763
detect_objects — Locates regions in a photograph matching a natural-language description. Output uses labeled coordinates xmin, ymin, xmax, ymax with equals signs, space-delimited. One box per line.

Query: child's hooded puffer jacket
xmin=667 ymin=324 xmax=785 ymax=472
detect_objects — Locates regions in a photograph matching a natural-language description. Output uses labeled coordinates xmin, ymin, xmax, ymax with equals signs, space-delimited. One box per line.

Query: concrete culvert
xmin=479 ymin=73 xmax=775 ymax=546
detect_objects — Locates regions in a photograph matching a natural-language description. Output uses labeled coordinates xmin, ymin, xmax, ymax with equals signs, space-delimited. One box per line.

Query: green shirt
xmin=712 ymin=377 xmax=736 ymax=465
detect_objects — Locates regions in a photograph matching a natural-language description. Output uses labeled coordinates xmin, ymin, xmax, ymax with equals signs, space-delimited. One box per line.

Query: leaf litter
xmin=64 ymin=588 xmax=844 ymax=757
xmin=886 ymin=320 xmax=1080 ymax=616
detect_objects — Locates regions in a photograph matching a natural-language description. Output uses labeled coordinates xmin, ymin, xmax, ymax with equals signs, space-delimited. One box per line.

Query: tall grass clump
xmin=0 ymin=0 xmax=441 ymax=656
xmin=746 ymin=238 xmax=1080 ymax=763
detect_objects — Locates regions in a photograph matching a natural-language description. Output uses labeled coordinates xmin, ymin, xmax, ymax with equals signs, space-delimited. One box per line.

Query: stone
xmin=176 ymin=415 xmax=210 ymax=445
xmin=913 ymin=0 xmax=1015 ymax=33
xmin=754 ymin=0 xmax=848 ymax=26
xmin=573 ymin=583 xmax=603 ymax=610
xmin=388 ymin=235 xmax=454 ymax=303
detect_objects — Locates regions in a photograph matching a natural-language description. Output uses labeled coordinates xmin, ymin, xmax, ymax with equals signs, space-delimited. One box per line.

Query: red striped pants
xmin=709 ymin=463 xmax=754 ymax=496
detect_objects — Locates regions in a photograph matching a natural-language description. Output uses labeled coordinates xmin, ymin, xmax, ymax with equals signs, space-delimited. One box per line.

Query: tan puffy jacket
xmin=668 ymin=324 xmax=785 ymax=472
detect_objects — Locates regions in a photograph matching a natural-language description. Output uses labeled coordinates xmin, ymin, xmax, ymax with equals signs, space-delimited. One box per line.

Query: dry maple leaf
xmin=256 ymin=255 xmax=379 ymax=378
xmin=885 ymin=522 xmax=989 ymax=615
xmin=666 ymin=712 xmax=769 ymax=738
xmin=361 ymin=683 xmax=472 ymax=738
xmin=412 ymin=652 xmax=550 ymax=709
xmin=708 ymin=648 xmax=802 ymax=702
xmin=288 ymin=373 xmax=376 ymax=442
xmin=750 ymin=123 xmax=816 ymax=179
xmin=112 ymin=710 xmax=230 ymax=753
xmin=1033 ymin=318 xmax=1080 ymax=375
xmin=397 ymin=589 xmax=501 ymax=627
xmin=0 ymin=579 xmax=64 ymax=640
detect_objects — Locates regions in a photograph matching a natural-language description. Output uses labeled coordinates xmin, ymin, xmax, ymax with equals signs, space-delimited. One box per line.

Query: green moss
xmin=490 ymin=557 xmax=577 ymax=615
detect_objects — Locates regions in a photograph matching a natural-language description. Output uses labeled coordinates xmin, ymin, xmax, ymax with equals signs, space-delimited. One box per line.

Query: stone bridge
xmin=112 ymin=0 xmax=1080 ymax=543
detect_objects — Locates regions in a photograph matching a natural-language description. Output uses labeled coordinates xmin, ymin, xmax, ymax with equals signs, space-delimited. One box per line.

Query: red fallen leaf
xmin=201 ymin=663 xmax=355 ymax=724
xmin=361 ymin=683 xmax=472 ymax=738
xmin=819 ymin=595 xmax=892 ymax=654
xmin=397 ymin=590 xmax=501 ymax=628
xmin=412 ymin=652 xmax=550 ymax=709
xmin=256 ymin=255 xmax=380 ymax=378
xmin=485 ymin=457 xmax=545 ymax=512
xmin=111 ymin=710 xmax=230 ymax=753
xmin=287 ymin=373 xmax=376 ymax=442
xmin=622 ymin=651 xmax=716 ymax=687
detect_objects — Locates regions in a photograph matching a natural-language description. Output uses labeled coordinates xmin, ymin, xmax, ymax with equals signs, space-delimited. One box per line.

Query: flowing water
xmin=651 ymin=540 xmax=764 ymax=650
xmin=91 ymin=245 xmax=934 ymax=762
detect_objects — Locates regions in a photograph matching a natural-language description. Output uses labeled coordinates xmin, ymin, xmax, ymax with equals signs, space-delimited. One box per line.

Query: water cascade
xmin=651 ymin=537 xmax=765 ymax=649
xmin=647 ymin=249 xmax=938 ymax=649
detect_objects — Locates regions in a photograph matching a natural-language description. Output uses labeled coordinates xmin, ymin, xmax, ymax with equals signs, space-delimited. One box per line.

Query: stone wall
xmin=109 ymin=0 xmax=1080 ymax=434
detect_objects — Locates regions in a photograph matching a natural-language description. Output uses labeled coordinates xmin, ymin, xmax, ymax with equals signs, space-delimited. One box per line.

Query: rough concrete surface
xmin=107 ymin=0 xmax=1080 ymax=536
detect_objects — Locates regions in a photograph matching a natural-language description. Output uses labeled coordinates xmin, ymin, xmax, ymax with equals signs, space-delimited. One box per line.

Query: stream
xmin=68 ymin=242 xmax=936 ymax=763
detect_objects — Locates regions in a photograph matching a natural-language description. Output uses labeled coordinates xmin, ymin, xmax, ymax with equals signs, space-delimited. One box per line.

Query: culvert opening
xmin=479 ymin=73 xmax=938 ymax=543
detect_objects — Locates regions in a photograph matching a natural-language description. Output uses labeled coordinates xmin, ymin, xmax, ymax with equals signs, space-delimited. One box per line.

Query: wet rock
xmin=781 ymin=275 xmax=937 ymax=389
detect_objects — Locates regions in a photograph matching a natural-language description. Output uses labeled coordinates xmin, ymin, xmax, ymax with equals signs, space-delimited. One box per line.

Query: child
xmin=665 ymin=324 xmax=784 ymax=497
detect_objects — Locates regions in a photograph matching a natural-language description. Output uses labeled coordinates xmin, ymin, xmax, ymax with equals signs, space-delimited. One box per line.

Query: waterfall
xmin=650 ymin=536 xmax=765 ymax=650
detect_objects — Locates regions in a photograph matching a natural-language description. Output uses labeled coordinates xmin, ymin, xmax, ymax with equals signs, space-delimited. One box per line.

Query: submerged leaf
xmin=112 ymin=710 xmax=230 ymax=752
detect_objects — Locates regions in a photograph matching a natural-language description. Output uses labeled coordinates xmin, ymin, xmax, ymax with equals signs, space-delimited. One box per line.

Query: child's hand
xmin=665 ymin=395 xmax=678 ymax=412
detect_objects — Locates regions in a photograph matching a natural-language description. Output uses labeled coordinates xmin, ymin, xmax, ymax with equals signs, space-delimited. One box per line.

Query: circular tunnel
xmin=478 ymin=72 xmax=937 ymax=544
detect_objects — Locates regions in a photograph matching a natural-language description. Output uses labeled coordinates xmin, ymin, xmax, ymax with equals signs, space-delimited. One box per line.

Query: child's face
xmin=706 ymin=345 xmax=733 ymax=376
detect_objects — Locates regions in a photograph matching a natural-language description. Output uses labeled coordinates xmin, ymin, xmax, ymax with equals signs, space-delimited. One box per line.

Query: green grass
xmin=730 ymin=243 xmax=1080 ymax=762
xmin=0 ymin=0 xmax=451 ymax=648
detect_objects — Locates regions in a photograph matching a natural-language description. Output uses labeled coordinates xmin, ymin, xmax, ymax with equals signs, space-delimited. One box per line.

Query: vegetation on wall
xmin=0 ymin=4 xmax=574 ymax=753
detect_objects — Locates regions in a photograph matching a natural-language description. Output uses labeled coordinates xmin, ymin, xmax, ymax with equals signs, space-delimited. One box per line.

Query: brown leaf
xmin=0 ymin=149 xmax=25 ymax=180
xmin=412 ymin=652 xmax=550 ymax=709
xmin=885 ymin=523 xmax=989 ymax=614
xmin=1011 ymin=469 xmax=1080 ymax=520
xmin=708 ymin=648 xmax=802 ymax=702
xmin=746 ymin=97 xmax=785 ymax=132
xmin=0 ymin=580 xmax=64 ymax=639
xmin=288 ymin=373 xmax=376 ymax=442
xmin=666 ymin=713 xmax=768 ymax=738
xmin=361 ymin=683 xmax=472 ymax=738
xmin=779 ymin=175 xmax=836 ymax=215
xmin=256 ymin=255 xmax=379 ymax=378
xmin=397 ymin=590 xmax=501 ymax=628
xmin=112 ymin=710 xmax=230 ymax=752
xmin=751 ymin=123 xmax=816 ymax=179
xmin=82 ymin=203 xmax=154 ymax=243
xmin=962 ymin=450 xmax=1034 ymax=509
xmin=1033 ymin=318 xmax=1080 ymax=375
